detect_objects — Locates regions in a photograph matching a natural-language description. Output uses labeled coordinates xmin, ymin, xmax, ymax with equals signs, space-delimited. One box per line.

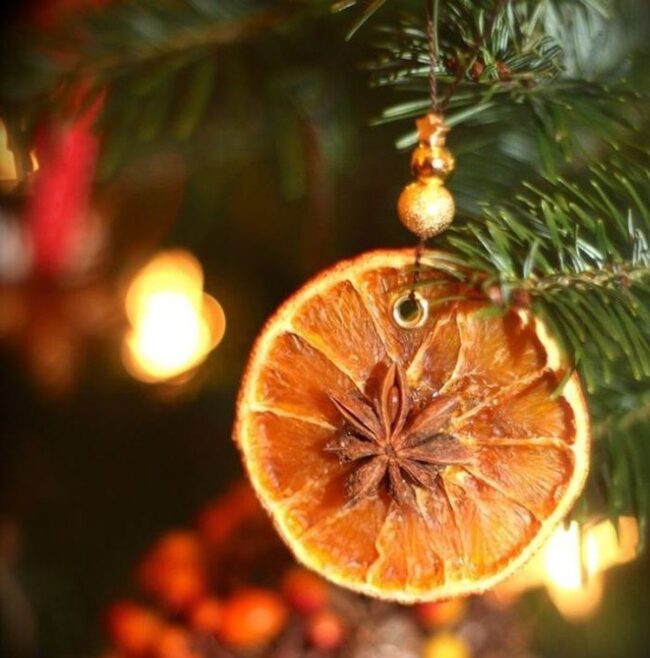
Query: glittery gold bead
xmin=397 ymin=177 xmax=455 ymax=239
xmin=411 ymin=144 xmax=455 ymax=179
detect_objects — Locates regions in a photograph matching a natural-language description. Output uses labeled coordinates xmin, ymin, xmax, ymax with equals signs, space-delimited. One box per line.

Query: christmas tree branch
xmin=595 ymin=390 xmax=650 ymax=441
xmin=576 ymin=384 xmax=650 ymax=547
xmin=418 ymin=156 xmax=650 ymax=389
xmin=0 ymin=0 xmax=322 ymax=178
xmin=518 ymin=262 xmax=649 ymax=296
xmin=73 ymin=5 xmax=300 ymax=79
xmin=362 ymin=0 xmax=648 ymax=170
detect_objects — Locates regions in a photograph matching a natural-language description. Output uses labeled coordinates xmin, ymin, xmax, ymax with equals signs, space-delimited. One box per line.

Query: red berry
xmin=106 ymin=601 xmax=161 ymax=655
xmin=157 ymin=564 xmax=206 ymax=611
xmin=281 ymin=568 xmax=329 ymax=614
xmin=138 ymin=531 xmax=206 ymax=611
xmin=189 ymin=597 xmax=223 ymax=635
xmin=218 ymin=588 xmax=287 ymax=649
xmin=306 ymin=610 xmax=345 ymax=651
xmin=154 ymin=626 xmax=198 ymax=658
xmin=415 ymin=599 xmax=466 ymax=628
xmin=197 ymin=483 xmax=259 ymax=546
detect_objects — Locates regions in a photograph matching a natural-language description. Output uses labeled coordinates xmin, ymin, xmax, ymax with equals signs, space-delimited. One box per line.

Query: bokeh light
xmin=496 ymin=516 xmax=639 ymax=621
xmin=122 ymin=250 xmax=225 ymax=383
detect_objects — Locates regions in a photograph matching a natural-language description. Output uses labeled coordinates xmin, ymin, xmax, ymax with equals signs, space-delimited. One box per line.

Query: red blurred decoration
xmin=188 ymin=597 xmax=223 ymax=635
xmin=25 ymin=86 xmax=104 ymax=278
xmin=138 ymin=531 xmax=207 ymax=613
xmin=281 ymin=567 xmax=329 ymax=615
xmin=218 ymin=588 xmax=288 ymax=649
xmin=306 ymin=610 xmax=345 ymax=651
xmin=106 ymin=601 xmax=162 ymax=656
xmin=104 ymin=481 xmax=535 ymax=658
xmin=196 ymin=482 xmax=261 ymax=548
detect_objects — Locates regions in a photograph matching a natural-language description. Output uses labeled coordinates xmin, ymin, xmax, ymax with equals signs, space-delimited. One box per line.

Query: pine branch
xmin=0 ymin=0 xmax=321 ymax=178
xmin=2 ymin=1 xmax=310 ymax=102
xmin=418 ymin=156 xmax=650 ymax=390
xmin=576 ymin=383 xmax=650 ymax=550
xmin=594 ymin=389 xmax=650 ymax=441
xmin=363 ymin=0 xmax=648 ymax=156
xmin=332 ymin=0 xmax=391 ymax=39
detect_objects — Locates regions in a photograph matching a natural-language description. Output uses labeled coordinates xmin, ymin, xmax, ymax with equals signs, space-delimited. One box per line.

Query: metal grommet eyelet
xmin=391 ymin=292 xmax=429 ymax=329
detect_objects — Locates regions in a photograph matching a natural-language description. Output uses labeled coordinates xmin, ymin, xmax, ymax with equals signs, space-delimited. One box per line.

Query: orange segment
xmin=298 ymin=496 xmax=389 ymax=582
xmin=368 ymin=504 xmax=447 ymax=593
xmin=457 ymin=373 xmax=577 ymax=443
xmin=468 ymin=443 xmax=574 ymax=517
xmin=252 ymin=332 xmax=359 ymax=425
xmin=443 ymin=470 xmax=540 ymax=577
xmin=407 ymin=309 xmax=461 ymax=404
xmin=234 ymin=249 xmax=590 ymax=602
xmin=291 ymin=280 xmax=388 ymax=386
xmin=245 ymin=412 xmax=338 ymax=503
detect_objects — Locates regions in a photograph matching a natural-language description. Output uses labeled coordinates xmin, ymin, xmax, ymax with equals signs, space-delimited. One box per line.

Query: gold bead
xmin=416 ymin=113 xmax=449 ymax=146
xmin=411 ymin=144 xmax=455 ymax=179
xmin=397 ymin=177 xmax=455 ymax=239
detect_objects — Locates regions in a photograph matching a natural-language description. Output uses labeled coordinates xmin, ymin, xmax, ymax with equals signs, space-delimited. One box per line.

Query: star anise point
xmin=325 ymin=361 xmax=467 ymax=510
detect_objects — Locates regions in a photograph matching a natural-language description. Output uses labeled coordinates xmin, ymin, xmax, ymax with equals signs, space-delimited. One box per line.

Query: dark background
xmin=1 ymin=2 xmax=650 ymax=657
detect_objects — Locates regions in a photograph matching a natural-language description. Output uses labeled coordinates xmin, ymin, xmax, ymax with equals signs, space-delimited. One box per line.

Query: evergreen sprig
xmin=579 ymin=381 xmax=650 ymax=550
xmin=0 ymin=0 xmax=322 ymax=178
xmin=365 ymin=0 xmax=647 ymax=147
xmin=419 ymin=156 xmax=650 ymax=390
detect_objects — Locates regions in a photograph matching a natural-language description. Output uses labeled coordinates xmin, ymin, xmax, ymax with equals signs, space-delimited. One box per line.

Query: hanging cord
xmin=411 ymin=0 xmax=440 ymax=299
xmin=426 ymin=0 xmax=440 ymax=113
xmin=410 ymin=237 xmax=427 ymax=300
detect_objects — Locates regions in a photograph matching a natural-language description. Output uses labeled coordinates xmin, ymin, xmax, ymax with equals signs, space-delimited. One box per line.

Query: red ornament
xmin=25 ymin=86 xmax=103 ymax=278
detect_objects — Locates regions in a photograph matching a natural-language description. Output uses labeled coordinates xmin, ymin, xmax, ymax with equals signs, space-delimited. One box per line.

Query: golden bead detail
xmin=397 ymin=178 xmax=455 ymax=239
xmin=397 ymin=113 xmax=455 ymax=239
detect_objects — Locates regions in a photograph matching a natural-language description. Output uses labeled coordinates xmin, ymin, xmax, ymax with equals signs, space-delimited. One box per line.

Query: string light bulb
xmin=494 ymin=516 xmax=639 ymax=621
xmin=122 ymin=250 xmax=225 ymax=383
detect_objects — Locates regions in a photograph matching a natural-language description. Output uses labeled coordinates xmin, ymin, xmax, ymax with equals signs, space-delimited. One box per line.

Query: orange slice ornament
xmin=234 ymin=249 xmax=590 ymax=603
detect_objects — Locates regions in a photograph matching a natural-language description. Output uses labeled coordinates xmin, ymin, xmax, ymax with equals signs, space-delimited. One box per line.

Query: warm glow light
xmin=122 ymin=250 xmax=225 ymax=383
xmin=547 ymin=571 xmax=604 ymax=621
xmin=542 ymin=521 xmax=603 ymax=620
xmin=494 ymin=516 xmax=639 ymax=621
xmin=543 ymin=521 xmax=583 ymax=590
xmin=0 ymin=119 xmax=39 ymax=186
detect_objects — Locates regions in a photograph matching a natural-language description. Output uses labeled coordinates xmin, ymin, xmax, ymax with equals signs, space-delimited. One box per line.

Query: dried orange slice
xmin=234 ymin=249 xmax=590 ymax=602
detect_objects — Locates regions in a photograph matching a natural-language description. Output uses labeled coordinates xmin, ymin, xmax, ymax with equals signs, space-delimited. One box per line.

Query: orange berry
xmin=138 ymin=531 xmax=206 ymax=611
xmin=197 ymin=483 xmax=260 ymax=546
xmin=218 ymin=588 xmax=287 ymax=649
xmin=196 ymin=503 xmax=236 ymax=547
xmin=415 ymin=598 xmax=466 ymax=628
xmin=306 ymin=610 xmax=345 ymax=650
xmin=189 ymin=597 xmax=223 ymax=634
xmin=422 ymin=632 xmax=471 ymax=658
xmin=139 ymin=531 xmax=204 ymax=593
xmin=156 ymin=564 xmax=206 ymax=611
xmin=155 ymin=531 xmax=203 ymax=566
xmin=106 ymin=601 xmax=161 ymax=655
xmin=154 ymin=626 xmax=198 ymax=658
xmin=281 ymin=568 xmax=329 ymax=614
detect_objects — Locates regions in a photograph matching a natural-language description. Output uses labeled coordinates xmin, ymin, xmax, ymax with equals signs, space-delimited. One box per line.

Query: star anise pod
xmin=325 ymin=362 xmax=471 ymax=507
